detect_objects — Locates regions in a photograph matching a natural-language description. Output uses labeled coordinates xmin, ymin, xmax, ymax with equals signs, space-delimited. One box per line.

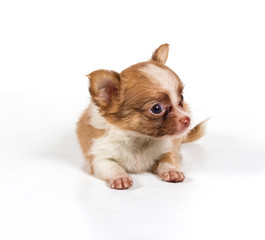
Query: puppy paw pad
xmin=161 ymin=170 xmax=185 ymax=182
xmin=109 ymin=176 xmax=133 ymax=190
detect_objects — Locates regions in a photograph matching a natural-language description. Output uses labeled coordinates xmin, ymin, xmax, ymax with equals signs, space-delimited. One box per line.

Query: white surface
xmin=1 ymin=1 xmax=265 ymax=240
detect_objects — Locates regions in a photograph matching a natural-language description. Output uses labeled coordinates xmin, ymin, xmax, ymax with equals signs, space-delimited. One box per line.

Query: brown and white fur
xmin=76 ymin=44 xmax=206 ymax=190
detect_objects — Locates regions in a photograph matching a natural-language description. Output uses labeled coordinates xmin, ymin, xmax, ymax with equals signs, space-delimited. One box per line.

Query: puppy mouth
xmin=166 ymin=128 xmax=189 ymax=137
xmin=159 ymin=122 xmax=191 ymax=138
xmin=145 ymin=127 xmax=189 ymax=139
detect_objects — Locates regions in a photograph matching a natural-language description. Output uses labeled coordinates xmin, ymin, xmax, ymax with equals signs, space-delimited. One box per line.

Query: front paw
xmin=160 ymin=170 xmax=185 ymax=182
xmin=108 ymin=174 xmax=133 ymax=190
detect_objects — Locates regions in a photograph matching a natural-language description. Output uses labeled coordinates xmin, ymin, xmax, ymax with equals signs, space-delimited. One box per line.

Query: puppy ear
xmin=151 ymin=43 xmax=170 ymax=65
xmin=88 ymin=70 xmax=120 ymax=108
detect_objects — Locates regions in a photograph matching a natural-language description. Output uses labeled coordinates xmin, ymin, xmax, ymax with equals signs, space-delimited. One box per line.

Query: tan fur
xmin=76 ymin=106 xmax=105 ymax=174
xmin=151 ymin=43 xmax=170 ymax=64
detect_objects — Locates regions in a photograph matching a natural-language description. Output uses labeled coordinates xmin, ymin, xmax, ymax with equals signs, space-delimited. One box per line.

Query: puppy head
xmin=88 ymin=44 xmax=190 ymax=138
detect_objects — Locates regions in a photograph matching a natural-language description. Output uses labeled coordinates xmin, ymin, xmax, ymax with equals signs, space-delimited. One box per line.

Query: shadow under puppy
xmin=77 ymin=44 xmax=206 ymax=189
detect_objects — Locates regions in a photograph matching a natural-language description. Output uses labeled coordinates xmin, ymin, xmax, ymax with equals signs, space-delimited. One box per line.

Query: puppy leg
xmin=154 ymin=152 xmax=185 ymax=182
xmin=93 ymin=159 xmax=133 ymax=189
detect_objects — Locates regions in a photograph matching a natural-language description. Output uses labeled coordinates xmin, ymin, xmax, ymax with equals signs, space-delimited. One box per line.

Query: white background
xmin=1 ymin=0 xmax=265 ymax=239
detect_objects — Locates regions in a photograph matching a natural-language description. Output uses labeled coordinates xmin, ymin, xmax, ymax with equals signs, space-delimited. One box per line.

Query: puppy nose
xmin=179 ymin=117 xmax=190 ymax=127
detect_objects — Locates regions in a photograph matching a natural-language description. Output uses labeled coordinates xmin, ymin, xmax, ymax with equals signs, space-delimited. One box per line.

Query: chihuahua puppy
xmin=76 ymin=44 xmax=206 ymax=189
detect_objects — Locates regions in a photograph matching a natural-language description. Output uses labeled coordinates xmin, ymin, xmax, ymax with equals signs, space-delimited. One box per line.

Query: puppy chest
xmin=91 ymin=132 xmax=172 ymax=173
xmin=109 ymin=137 xmax=171 ymax=173
xmin=118 ymin=147 xmax=161 ymax=173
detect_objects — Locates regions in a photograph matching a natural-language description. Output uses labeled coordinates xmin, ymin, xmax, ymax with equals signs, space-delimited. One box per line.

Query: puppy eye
xmin=179 ymin=95 xmax=184 ymax=107
xmin=151 ymin=103 xmax=164 ymax=114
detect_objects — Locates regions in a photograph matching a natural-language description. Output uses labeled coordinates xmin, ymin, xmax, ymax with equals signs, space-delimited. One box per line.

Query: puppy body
xmin=77 ymin=44 xmax=206 ymax=189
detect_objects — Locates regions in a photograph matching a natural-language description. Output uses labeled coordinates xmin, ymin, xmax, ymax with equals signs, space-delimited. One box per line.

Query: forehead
xmin=121 ymin=62 xmax=183 ymax=106
xmin=140 ymin=63 xmax=181 ymax=92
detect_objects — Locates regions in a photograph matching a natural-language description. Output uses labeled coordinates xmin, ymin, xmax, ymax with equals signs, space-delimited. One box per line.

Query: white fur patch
xmin=140 ymin=64 xmax=179 ymax=106
xmin=89 ymin=103 xmax=108 ymax=129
